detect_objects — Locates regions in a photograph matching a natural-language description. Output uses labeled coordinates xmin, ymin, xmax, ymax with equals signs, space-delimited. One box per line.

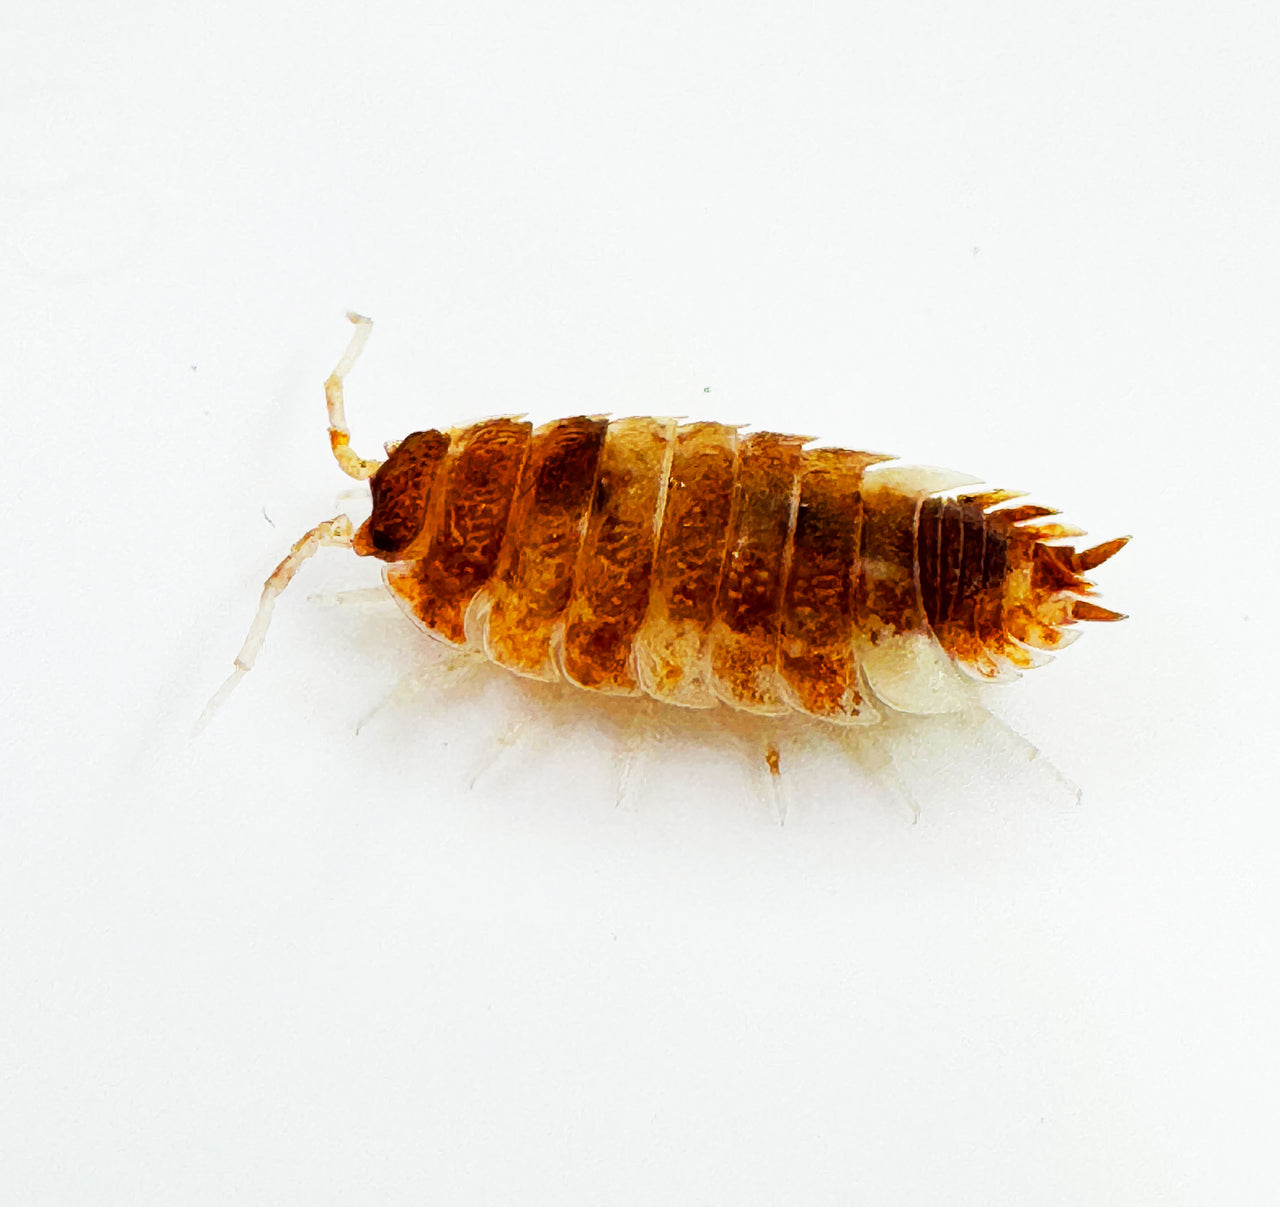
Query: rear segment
xmin=916 ymin=494 xmax=1127 ymax=678
xmin=852 ymin=463 xmax=986 ymax=713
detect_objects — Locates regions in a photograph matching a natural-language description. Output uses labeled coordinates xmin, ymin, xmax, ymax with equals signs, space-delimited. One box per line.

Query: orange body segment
xmin=633 ymin=422 xmax=739 ymax=708
xmin=356 ymin=429 xmax=450 ymax=559
xmin=709 ymin=432 xmax=807 ymax=713
xmin=385 ymin=418 xmax=531 ymax=645
xmin=779 ymin=449 xmax=876 ymax=721
xmin=561 ymin=417 xmax=673 ymax=693
xmin=483 ymin=416 xmax=608 ymax=679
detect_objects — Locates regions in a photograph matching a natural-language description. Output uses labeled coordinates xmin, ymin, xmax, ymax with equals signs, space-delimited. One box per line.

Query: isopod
xmin=203 ymin=315 xmax=1127 ymax=734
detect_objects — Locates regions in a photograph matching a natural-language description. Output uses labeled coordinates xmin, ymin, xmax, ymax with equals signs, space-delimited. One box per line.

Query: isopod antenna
xmin=198 ymin=316 xmax=384 ymax=732
xmin=326 ymin=312 xmax=384 ymax=481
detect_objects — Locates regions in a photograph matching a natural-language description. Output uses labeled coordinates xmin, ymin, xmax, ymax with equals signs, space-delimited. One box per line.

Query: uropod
xmin=203 ymin=315 xmax=1128 ymax=771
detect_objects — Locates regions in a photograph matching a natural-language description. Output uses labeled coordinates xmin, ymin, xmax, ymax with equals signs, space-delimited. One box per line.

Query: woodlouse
xmin=204 ymin=315 xmax=1127 ymax=733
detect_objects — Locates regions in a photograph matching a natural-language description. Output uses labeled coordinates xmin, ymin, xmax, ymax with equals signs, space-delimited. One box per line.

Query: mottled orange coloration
xmin=633 ymin=421 xmax=739 ymax=708
xmin=354 ymin=429 xmax=449 ymax=559
xmin=855 ymin=470 xmax=932 ymax=639
xmin=362 ymin=413 xmax=1126 ymax=717
xmin=779 ymin=449 xmax=884 ymax=721
xmin=483 ymin=416 xmax=608 ymax=680
xmin=562 ymin=417 xmax=673 ymax=693
xmin=384 ymin=418 xmax=531 ymax=644
xmin=709 ymin=432 xmax=808 ymax=714
xmin=210 ymin=317 xmax=1127 ymax=732
xmin=916 ymin=492 xmax=1128 ymax=678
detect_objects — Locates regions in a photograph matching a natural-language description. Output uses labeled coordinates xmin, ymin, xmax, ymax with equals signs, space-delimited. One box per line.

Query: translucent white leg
xmin=306 ymin=586 xmax=395 ymax=609
xmin=609 ymin=704 xmax=650 ymax=809
xmin=355 ymin=648 xmax=486 ymax=736
xmin=854 ymin=724 xmax=923 ymax=824
xmin=975 ymin=708 xmax=1082 ymax=808
xmin=196 ymin=515 xmax=355 ymax=733
xmin=466 ymin=718 xmax=529 ymax=791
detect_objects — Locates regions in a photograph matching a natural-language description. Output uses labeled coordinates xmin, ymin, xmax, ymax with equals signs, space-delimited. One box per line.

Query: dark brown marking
xmin=975 ymin=517 xmax=1009 ymax=656
xmin=937 ymin=498 xmax=965 ymax=631
xmin=916 ymin=496 xmax=943 ymax=636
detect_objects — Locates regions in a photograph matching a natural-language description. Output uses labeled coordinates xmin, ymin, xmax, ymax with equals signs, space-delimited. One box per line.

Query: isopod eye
xmin=362 ymin=429 xmax=450 ymax=558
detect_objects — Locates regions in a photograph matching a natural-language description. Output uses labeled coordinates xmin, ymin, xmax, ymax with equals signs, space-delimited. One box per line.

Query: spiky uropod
xmin=205 ymin=316 xmax=1127 ymax=729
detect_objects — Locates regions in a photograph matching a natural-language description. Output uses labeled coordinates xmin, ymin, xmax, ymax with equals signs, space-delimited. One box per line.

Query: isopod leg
xmin=325 ymin=312 xmax=383 ymax=481
xmin=307 ymin=586 xmax=397 ymax=609
xmin=197 ymin=515 xmax=355 ymax=732
xmin=355 ymin=646 xmax=486 ymax=736
xmin=612 ymin=701 xmax=663 ymax=810
xmin=764 ymin=741 xmax=789 ymax=826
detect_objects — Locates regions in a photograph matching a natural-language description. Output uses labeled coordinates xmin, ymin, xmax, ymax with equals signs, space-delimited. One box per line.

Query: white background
xmin=3 ymin=2 xmax=1277 ymax=1204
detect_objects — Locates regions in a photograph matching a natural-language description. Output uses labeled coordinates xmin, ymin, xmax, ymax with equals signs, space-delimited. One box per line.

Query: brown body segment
xmin=976 ymin=520 xmax=1033 ymax=669
xmin=709 ymin=432 xmax=807 ymax=713
xmin=917 ymin=495 xmax=1127 ymax=676
xmin=779 ymin=449 xmax=878 ymax=721
xmin=355 ymin=429 xmax=450 ymax=559
xmin=919 ymin=494 xmax=1000 ymax=672
xmin=633 ymin=422 xmax=739 ymax=707
xmin=483 ymin=416 xmax=608 ymax=679
xmin=953 ymin=499 xmax=998 ymax=676
xmin=937 ymin=498 xmax=965 ymax=635
xmin=561 ymin=418 xmax=674 ymax=693
xmin=915 ymin=494 xmax=944 ymax=636
xmin=939 ymin=498 xmax=1001 ymax=678
xmin=385 ymin=418 xmax=531 ymax=644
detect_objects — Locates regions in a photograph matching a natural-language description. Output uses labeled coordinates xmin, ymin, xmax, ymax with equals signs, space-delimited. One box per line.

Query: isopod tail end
xmin=1072 ymin=535 xmax=1131 ymax=573
xmin=1071 ymin=600 xmax=1127 ymax=623
xmin=1030 ymin=531 xmax=1130 ymax=602
xmin=997 ymin=515 xmax=1129 ymax=657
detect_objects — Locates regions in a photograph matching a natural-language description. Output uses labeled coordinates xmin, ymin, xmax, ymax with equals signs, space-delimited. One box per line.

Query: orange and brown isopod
xmin=203 ymin=315 xmax=1128 ymax=732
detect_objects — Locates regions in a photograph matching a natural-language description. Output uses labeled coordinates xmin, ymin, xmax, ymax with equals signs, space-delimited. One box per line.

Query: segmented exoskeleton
xmin=205 ymin=316 xmax=1126 ymax=728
